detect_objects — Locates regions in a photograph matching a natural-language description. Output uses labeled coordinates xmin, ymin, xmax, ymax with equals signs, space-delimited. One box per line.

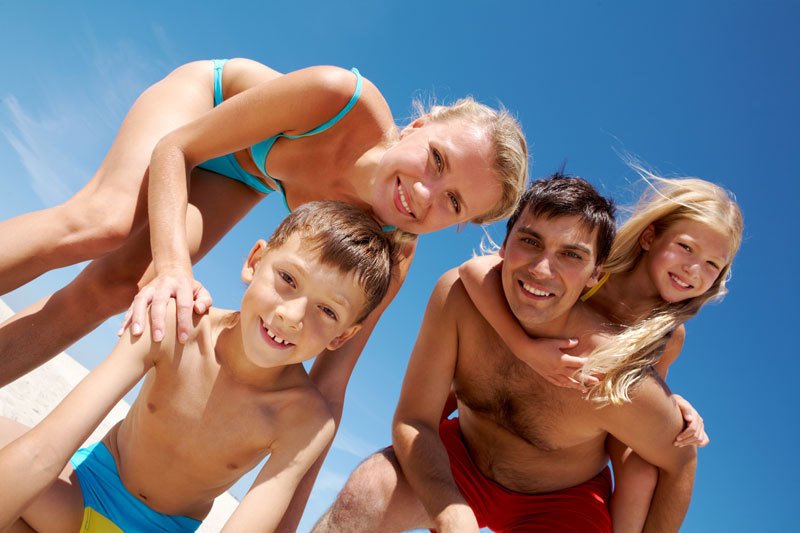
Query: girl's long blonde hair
xmin=583 ymin=165 xmax=743 ymax=405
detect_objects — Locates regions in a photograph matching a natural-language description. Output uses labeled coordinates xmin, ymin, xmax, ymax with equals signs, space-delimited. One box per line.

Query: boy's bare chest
xmin=125 ymin=366 xmax=282 ymax=482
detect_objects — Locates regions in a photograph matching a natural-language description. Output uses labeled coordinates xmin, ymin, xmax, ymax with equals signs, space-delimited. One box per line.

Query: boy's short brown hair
xmin=266 ymin=201 xmax=395 ymax=323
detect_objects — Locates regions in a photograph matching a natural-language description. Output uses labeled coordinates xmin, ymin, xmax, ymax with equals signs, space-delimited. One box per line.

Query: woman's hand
xmin=117 ymin=269 xmax=212 ymax=343
xmin=672 ymin=394 xmax=709 ymax=447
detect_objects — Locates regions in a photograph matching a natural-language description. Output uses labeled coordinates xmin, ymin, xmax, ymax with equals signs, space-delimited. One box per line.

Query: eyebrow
xmin=679 ymin=234 xmax=729 ymax=265
xmin=517 ymin=227 xmax=593 ymax=256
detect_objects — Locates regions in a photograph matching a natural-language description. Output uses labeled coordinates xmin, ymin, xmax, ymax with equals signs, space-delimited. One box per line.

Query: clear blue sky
xmin=2 ymin=1 xmax=798 ymax=531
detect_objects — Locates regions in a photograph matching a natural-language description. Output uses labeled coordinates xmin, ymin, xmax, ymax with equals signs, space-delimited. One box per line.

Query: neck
xmin=519 ymin=305 xmax=580 ymax=340
xmin=605 ymin=267 xmax=664 ymax=323
xmin=214 ymin=313 xmax=286 ymax=388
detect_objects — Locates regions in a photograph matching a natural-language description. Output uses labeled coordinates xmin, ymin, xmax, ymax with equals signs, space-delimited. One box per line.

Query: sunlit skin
xmin=235 ymin=234 xmax=366 ymax=369
xmin=500 ymin=210 xmax=601 ymax=336
xmin=364 ymin=118 xmax=502 ymax=233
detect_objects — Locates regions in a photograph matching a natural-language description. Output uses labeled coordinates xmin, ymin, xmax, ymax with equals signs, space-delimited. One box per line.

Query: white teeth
xmin=397 ymin=182 xmax=414 ymax=216
xmin=522 ymin=282 xmax=551 ymax=297
xmin=670 ymin=274 xmax=691 ymax=288
xmin=266 ymin=327 xmax=291 ymax=346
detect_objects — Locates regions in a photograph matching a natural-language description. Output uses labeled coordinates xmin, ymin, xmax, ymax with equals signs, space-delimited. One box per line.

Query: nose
xmin=530 ymin=255 xmax=555 ymax=280
xmin=275 ymin=297 xmax=306 ymax=331
xmin=683 ymin=262 xmax=701 ymax=278
xmin=412 ymin=180 xmax=433 ymax=213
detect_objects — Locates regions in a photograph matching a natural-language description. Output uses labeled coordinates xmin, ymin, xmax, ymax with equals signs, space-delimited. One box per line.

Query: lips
xmin=393 ymin=178 xmax=416 ymax=218
xmin=259 ymin=318 xmax=294 ymax=350
xmin=519 ymin=280 xmax=555 ymax=299
xmin=668 ymin=272 xmax=694 ymax=290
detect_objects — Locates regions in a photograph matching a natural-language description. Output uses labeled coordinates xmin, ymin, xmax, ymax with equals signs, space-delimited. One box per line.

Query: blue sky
xmin=1 ymin=1 xmax=798 ymax=531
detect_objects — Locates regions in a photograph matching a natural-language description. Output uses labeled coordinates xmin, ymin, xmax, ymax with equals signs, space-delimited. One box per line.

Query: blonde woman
xmin=458 ymin=172 xmax=742 ymax=531
xmin=0 ymin=58 xmax=527 ymax=528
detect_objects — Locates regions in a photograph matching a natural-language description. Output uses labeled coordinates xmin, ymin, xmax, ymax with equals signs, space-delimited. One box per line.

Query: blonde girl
xmin=458 ymin=170 xmax=742 ymax=531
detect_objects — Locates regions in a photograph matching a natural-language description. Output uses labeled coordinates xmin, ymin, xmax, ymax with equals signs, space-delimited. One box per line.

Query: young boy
xmin=0 ymin=201 xmax=395 ymax=532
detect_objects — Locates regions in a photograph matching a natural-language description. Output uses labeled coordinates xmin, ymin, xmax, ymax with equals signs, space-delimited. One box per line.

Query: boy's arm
xmin=393 ymin=269 xmax=478 ymax=532
xmin=276 ymin=239 xmax=416 ymax=531
xmin=601 ymin=377 xmax=697 ymax=532
xmin=222 ymin=395 xmax=335 ymax=532
xmin=458 ymin=255 xmax=589 ymax=389
xmin=0 ymin=325 xmax=160 ymax=527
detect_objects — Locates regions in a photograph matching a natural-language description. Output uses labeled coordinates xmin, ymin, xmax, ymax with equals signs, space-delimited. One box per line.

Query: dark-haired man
xmin=315 ymin=176 xmax=695 ymax=532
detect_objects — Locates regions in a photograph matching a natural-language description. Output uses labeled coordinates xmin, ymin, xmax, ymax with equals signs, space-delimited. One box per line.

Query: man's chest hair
xmin=454 ymin=324 xmax=580 ymax=451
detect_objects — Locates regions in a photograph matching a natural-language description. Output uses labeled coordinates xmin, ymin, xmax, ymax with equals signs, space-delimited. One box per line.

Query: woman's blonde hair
xmin=412 ymin=97 xmax=529 ymax=224
xmin=582 ymin=165 xmax=743 ymax=405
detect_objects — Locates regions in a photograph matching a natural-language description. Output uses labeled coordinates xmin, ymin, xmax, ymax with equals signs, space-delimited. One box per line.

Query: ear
xmin=639 ymin=224 xmax=656 ymax=251
xmin=399 ymin=115 xmax=429 ymax=139
xmin=585 ymin=264 xmax=603 ymax=289
xmin=242 ymin=240 xmax=268 ymax=283
xmin=325 ymin=324 xmax=363 ymax=351
xmin=498 ymin=241 xmax=507 ymax=259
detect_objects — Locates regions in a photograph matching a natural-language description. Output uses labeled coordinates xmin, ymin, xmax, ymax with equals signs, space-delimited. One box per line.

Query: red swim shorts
xmin=439 ymin=417 xmax=612 ymax=532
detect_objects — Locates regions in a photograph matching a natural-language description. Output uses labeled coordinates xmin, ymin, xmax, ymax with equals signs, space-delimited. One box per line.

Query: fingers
xmin=149 ymin=289 xmax=169 ymax=343
xmin=117 ymin=307 xmax=133 ymax=336
xmin=175 ymin=284 xmax=194 ymax=344
xmin=193 ymin=281 xmax=213 ymax=315
xmin=130 ymin=286 xmax=155 ymax=337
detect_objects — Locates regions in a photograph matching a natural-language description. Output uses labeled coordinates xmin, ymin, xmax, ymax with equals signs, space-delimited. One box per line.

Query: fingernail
xmin=132 ymin=323 xmax=142 ymax=335
xmin=154 ymin=329 xmax=163 ymax=342
xmin=179 ymin=332 xmax=188 ymax=343
xmin=197 ymin=304 xmax=205 ymax=313
xmin=116 ymin=328 xmax=122 ymax=336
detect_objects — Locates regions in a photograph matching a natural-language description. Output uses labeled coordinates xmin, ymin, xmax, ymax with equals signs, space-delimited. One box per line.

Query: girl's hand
xmin=672 ymin=394 xmax=709 ymax=447
xmin=117 ymin=270 xmax=212 ymax=343
xmin=515 ymin=337 xmax=598 ymax=390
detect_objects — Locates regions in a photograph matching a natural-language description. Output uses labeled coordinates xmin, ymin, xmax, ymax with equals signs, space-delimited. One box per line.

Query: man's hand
xmin=117 ymin=270 xmax=211 ymax=343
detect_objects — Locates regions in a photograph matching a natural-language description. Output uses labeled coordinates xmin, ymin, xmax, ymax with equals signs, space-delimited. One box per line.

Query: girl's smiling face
xmin=640 ymin=219 xmax=732 ymax=303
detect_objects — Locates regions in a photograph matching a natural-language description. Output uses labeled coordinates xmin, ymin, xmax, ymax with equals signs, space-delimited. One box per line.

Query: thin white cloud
xmin=1 ymin=27 xmax=167 ymax=208
xmin=331 ymin=428 xmax=381 ymax=459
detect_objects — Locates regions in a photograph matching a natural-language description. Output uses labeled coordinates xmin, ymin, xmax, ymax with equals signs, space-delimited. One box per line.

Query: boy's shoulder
xmin=271 ymin=380 xmax=335 ymax=442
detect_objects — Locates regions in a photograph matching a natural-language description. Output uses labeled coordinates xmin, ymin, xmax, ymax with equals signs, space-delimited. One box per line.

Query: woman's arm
xmin=128 ymin=64 xmax=364 ymax=343
xmin=458 ymin=255 xmax=591 ymax=388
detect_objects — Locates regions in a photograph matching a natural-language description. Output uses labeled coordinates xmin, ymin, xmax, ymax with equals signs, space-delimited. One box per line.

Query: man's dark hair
xmin=505 ymin=173 xmax=616 ymax=264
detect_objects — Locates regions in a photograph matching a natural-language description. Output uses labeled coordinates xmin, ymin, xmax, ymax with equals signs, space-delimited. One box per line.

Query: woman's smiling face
xmin=369 ymin=117 xmax=502 ymax=234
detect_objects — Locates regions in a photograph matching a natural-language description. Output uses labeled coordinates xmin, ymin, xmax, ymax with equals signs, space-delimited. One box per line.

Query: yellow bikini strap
xmin=581 ymin=272 xmax=611 ymax=302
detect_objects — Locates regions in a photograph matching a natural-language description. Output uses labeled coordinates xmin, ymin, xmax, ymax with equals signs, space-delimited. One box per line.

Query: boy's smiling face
xmin=239 ymin=234 xmax=366 ymax=367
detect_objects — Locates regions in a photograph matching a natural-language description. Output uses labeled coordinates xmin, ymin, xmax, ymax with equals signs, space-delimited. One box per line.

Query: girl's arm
xmin=654 ymin=325 xmax=709 ymax=447
xmin=128 ymin=64 xmax=364 ymax=344
xmin=458 ymin=254 xmax=592 ymax=389
xmin=0 ymin=327 xmax=159 ymax=527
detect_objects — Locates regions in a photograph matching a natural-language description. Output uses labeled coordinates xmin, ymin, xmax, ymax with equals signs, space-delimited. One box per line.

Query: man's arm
xmin=392 ymin=269 xmax=478 ymax=532
xmin=277 ymin=240 xmax=416 ymax=531
xmin=601 ymin=375 xmax=697 ymax=532
xmin=223 ymin=394 xmax=335 ymax=532
xmin=0 ymin=323 xmax=160 ymax=527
